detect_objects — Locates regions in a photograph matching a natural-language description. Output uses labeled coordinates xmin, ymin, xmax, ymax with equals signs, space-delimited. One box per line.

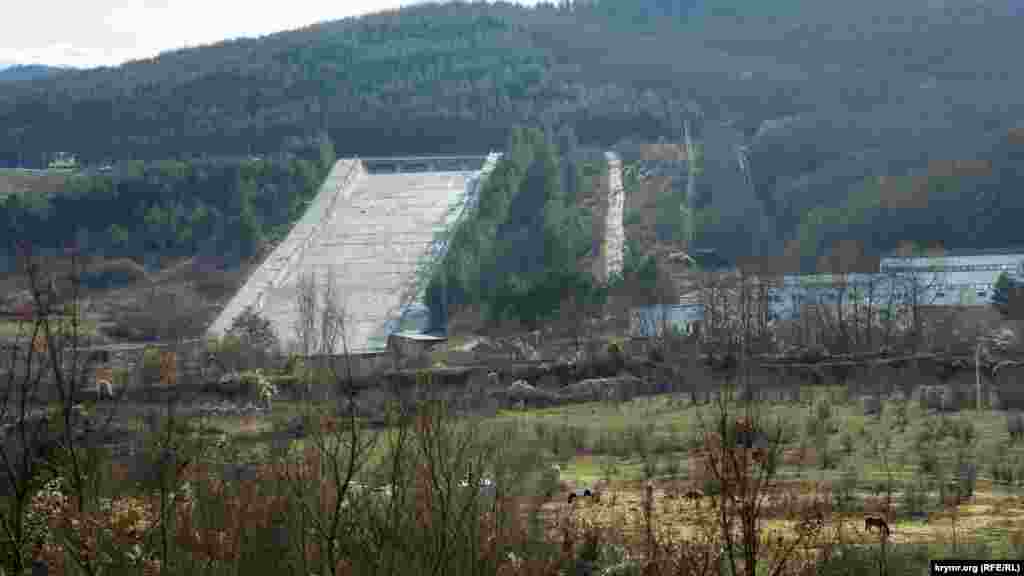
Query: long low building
xmin=673 ymin=248 xmax=1024 ymax=325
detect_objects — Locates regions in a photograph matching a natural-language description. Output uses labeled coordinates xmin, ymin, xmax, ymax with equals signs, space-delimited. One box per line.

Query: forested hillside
xmin=1 ymin=136 xmax=336 ymax=273
xmin=2 ymin=0 xmax=1023 ymax=262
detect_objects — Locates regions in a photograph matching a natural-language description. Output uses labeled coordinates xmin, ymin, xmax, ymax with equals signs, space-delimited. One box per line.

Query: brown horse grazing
xmin=864 ymin=516 xmax=891 ymax=537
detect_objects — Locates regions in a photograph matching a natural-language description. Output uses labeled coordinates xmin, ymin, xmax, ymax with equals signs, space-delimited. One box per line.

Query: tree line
xmin=2 ymin=135 xmax=336 ymax=274
xmin=425 ymin=126 xmax=607 ymax=329
xmin=4 ymin=0 xmax=1024 ymax=262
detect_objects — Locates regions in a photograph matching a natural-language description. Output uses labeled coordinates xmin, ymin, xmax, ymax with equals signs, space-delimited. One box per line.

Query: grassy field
xmin=128 ymin=383 xmax=1024 ymax=574
xmin=202 ymin=388 xmax=1024 ymax=490
xmin=12 ymin=384 xmax=1024 ymax=574
xmin=499 ymin=390 xmax=1024 ymax=555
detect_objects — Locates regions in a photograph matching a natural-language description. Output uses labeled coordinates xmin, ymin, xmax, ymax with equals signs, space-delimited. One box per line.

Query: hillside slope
xmin=2 ymin=0 xmax=1023 ymax=259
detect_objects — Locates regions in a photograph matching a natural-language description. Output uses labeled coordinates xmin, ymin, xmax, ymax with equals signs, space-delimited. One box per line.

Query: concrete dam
xmin=207 ymin=154 xmax=501 ymax=354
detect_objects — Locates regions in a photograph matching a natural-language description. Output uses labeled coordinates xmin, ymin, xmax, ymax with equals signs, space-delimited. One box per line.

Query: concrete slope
xmin=206 ymin=158 xmax=365 ymax=338
xmin=209 ymin=154 xmax=500 ymax=354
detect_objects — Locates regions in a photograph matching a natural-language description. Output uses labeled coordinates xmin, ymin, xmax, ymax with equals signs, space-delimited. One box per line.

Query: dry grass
xmin=558 ymin=479 xmax=1024 ymax=550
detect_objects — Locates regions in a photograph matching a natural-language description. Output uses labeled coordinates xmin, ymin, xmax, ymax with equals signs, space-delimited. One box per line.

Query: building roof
xmin=883 ymin=246 xmax=1024 ymax=259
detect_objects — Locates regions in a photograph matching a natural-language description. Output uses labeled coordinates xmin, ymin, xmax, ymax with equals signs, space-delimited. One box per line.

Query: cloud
xmin=0 ymin=0 xmax=537 ymax=68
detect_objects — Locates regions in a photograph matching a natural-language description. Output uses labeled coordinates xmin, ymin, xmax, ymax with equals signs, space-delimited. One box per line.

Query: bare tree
xmin=0 ymin=242 xmax=125 ymax=575
xmin=276 ymin=263 xmax=379 ymax=576
xmin=695 ymin=387 xmax=829 ymax=576
xmin=295 ymin=271 xmax=319 ymax=360
xmin=888 ymin=242 xmax=947 ymax=352
xmin=320 ymin=267 xmax=342 ymax=357
xmin=862 ymin=273 xmax=880 ymax=351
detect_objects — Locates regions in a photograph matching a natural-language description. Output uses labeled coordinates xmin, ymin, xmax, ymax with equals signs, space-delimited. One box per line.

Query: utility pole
xmin=976 ymin=340 xmax=983 ymax=412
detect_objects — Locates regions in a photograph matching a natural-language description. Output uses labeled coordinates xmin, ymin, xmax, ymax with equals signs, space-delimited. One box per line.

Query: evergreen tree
xmin=992 ymin=271 xmax=1021 ymax=317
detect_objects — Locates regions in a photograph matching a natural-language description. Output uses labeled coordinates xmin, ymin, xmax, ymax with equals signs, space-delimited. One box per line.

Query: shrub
xmin=816 ymin=398 xmax=832 ymax=422
xmin=938 ymin=415 xmax=958 ymax=439
xmin=268 ymin=374 xmax=302 ymax=399
xmin=840 ymin=430 xmax=856 ymax=457
xmin=956 ymin=458 xmax=978 ymax=501
xmin=761 ymin=417 xmax=798 ymax=445
xmin=630 ymin=425 xmax=650 ymax=457
xmin=140 ymin=346 xmax=162 ymax=385
xmin=989 ymin=440 xmax=1014 ymax=485
xmin=954 ymin=419 xmax=976 ymax=448
xmin=815 ymin=429 xmax=837 ymax=470
xmin=643 ymin=455 xmax=657 ymax=479
xmin=918 ymin=448 xmax=940 ymax=476
xmin=758 ymin=445 xmax=780 ymax=477
xmin=914 ymin=419 xmax=949 ymax=477
xmin=227 ymin=306 xmax=278 ymax=352
xmin=539 ymin=464 xmax=561 ymax=498
xmin=239 ymin=369 xmax=278 ymax=406
xmin=601 ymin=456 xmax=619 ymax=484
xmin=283 ymin=354 xmax=306 ymax=376
xmin=902 ymin=477 xmax=929 ymax=517
xmin=569 ymin=425 xmax=589 ymax=454
xmin=804 ymin=413 xmax=821 ymax=438
xmin=610 ymin=430 xmax=634 ymax=459
xmin=550 ymin=425 xmax=586 ymax=461
xmin=805 ymin=411 xmax=836 ymax=437
xmin=833 ymin=463 xmax=860 ymax=512
xmin=111 ymin=367 xmax=131 ymax=389
xmin=893 ymin=399 xmax=909 ymax=431
xmin=606 ymin=340 xmax=625 ymax=373
xmin=660 ymin=454 xmax=682 ymax=478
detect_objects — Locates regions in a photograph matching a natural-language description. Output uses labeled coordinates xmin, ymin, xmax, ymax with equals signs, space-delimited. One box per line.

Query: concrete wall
xmin=207 ymin=159 xmax=366 ymax=337
xmin=255 ymin=159 xmax=497 ymax=354
xmin=208 ymin=154 xmax=504 ymax=354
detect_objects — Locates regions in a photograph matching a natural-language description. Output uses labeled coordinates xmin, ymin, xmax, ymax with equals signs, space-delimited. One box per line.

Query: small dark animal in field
xmin=683 ymin=489 xmax=704 ymax=508
xmin=735 ymin=417 xmax=756 ymax=448
xmin=864 ymin=516 xmax=890 ymax=538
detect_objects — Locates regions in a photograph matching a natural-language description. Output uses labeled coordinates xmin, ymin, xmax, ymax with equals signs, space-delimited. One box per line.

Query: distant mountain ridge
xmin=0 ymin=64 xmax=70 ymax=82
xmin=0 ymin=0 xmax=1022 ymax=261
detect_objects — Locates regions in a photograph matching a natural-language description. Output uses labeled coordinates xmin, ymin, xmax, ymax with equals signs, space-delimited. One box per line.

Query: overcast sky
xmin=0 ymin=0 xmax=537 ymax=69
